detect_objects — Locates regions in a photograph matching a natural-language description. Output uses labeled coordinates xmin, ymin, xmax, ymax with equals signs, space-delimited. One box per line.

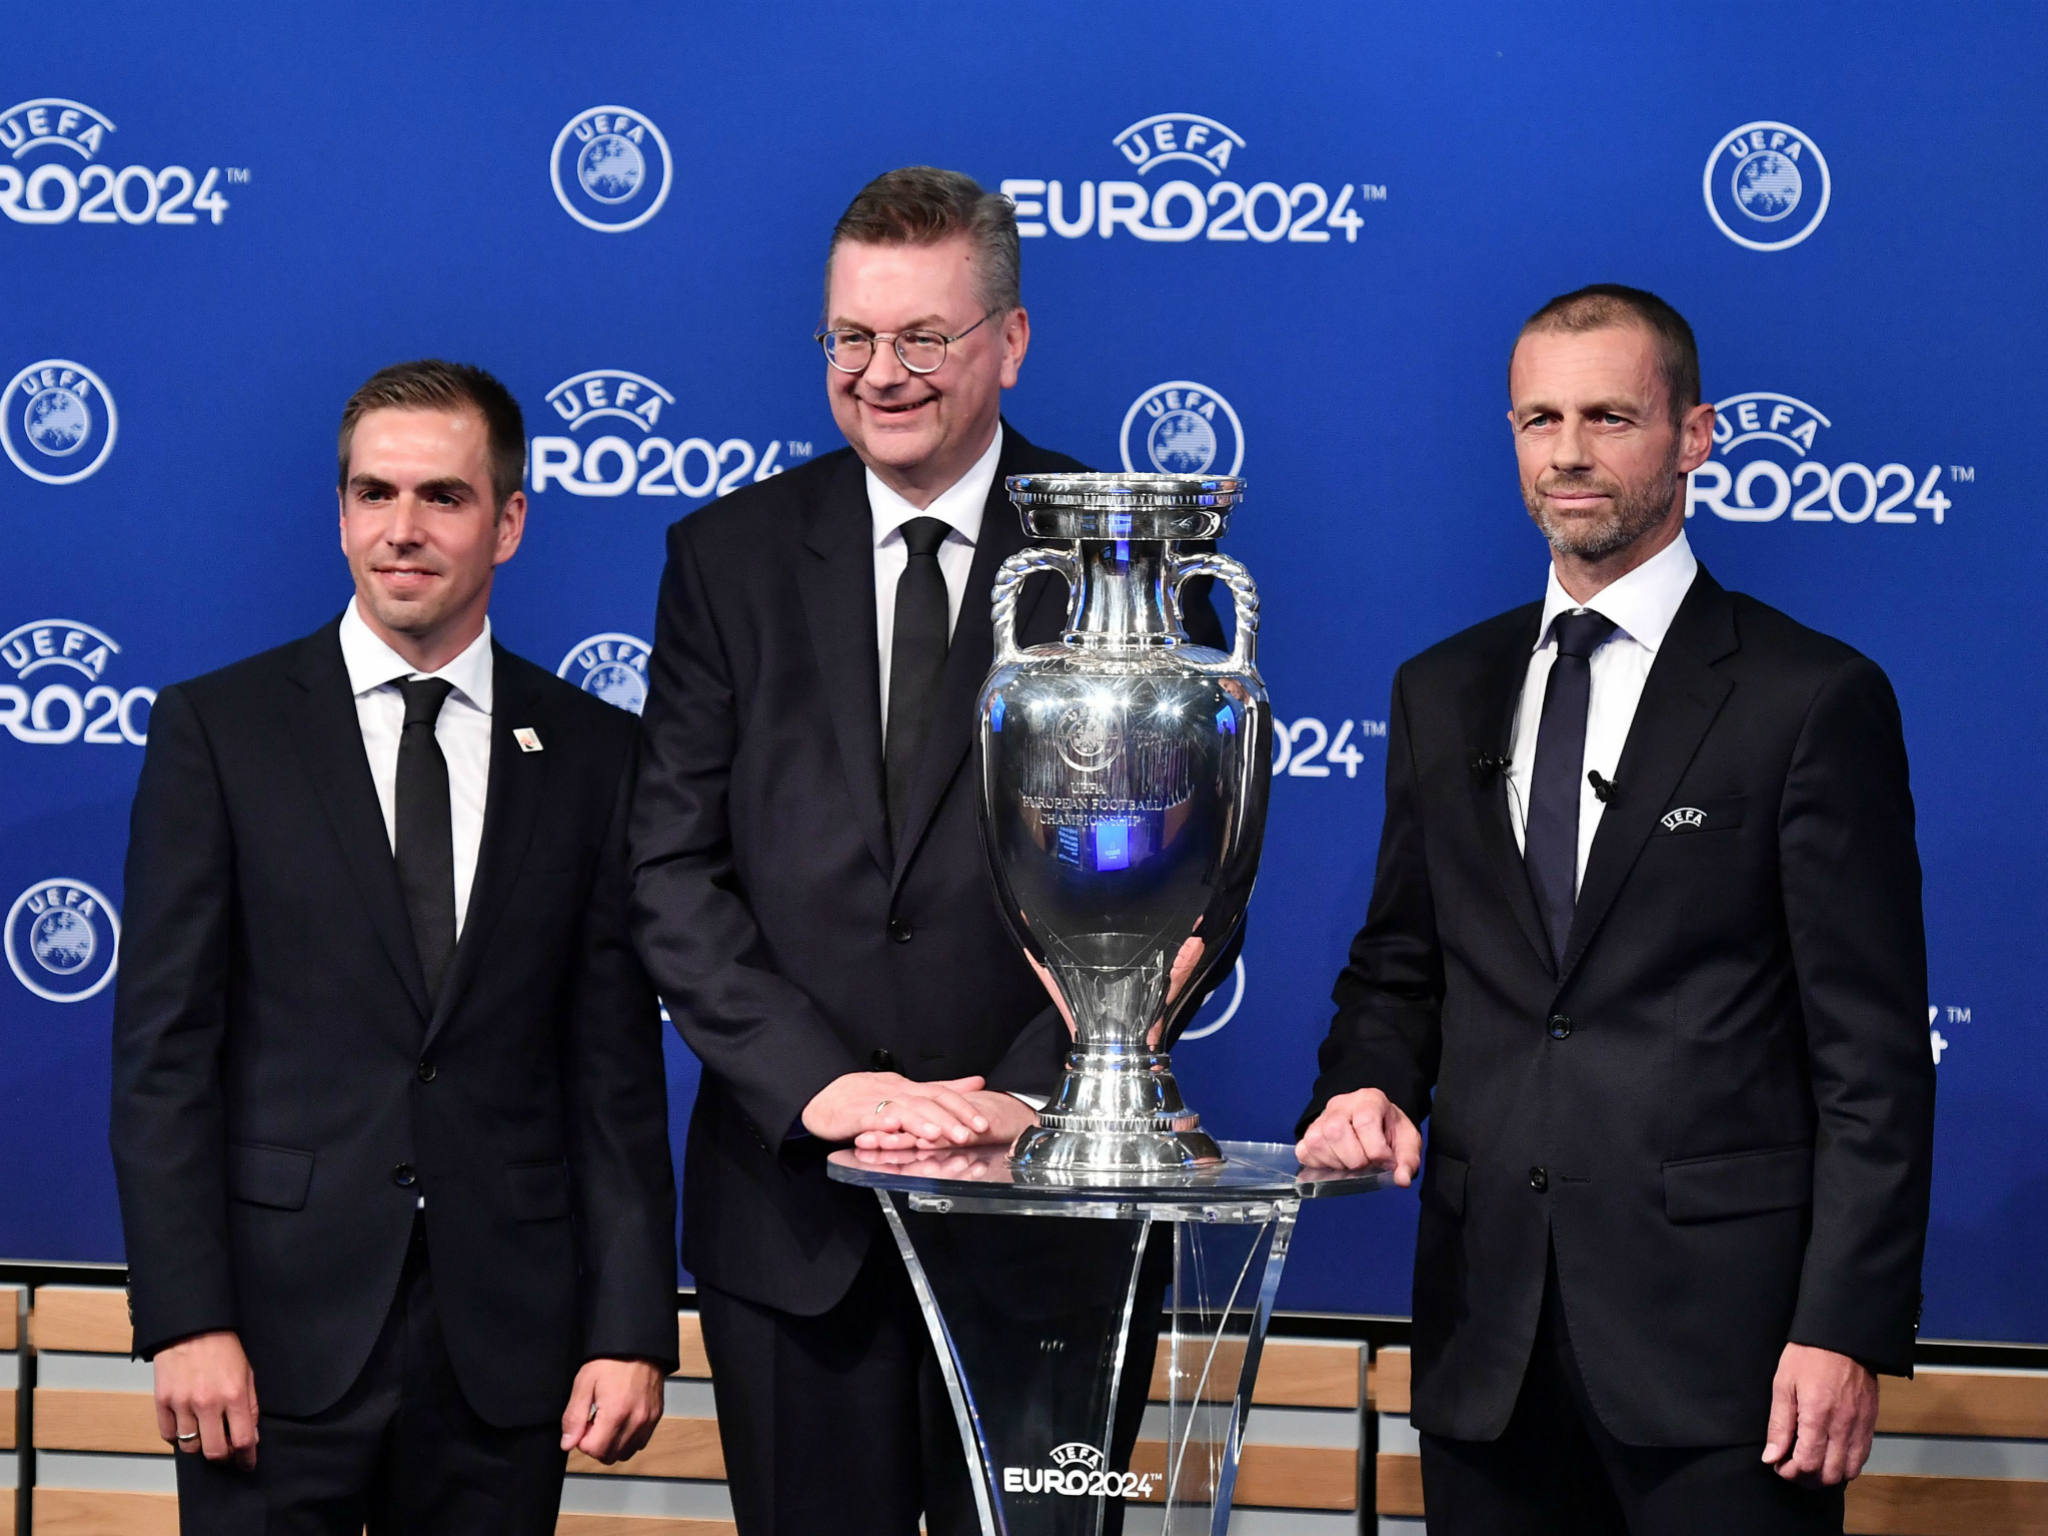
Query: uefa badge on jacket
xmin=976 ymin=474 xmax=1271 ymax=1171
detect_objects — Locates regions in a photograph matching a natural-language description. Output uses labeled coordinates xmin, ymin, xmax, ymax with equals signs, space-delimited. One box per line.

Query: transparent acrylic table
xmin=827 ymin=1142 xmax=1381 ymax=1535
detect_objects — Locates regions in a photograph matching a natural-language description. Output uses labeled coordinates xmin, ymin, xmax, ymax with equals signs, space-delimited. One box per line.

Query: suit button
xmin=1547 ymin=1015 xmax=1573 ymax=1040
xmin=871 ymin=1048 xmax=896 ymax=1071
xmin=1528 ymin=1166 xmax=1549 ymax=1192
xmin=392 ymin=1164 xmax=418 ymax=1189
xmin=888 ymin=918 xmax=914 ymax=944
xmin=416 ymin=1061 xmax=437 ymax=1083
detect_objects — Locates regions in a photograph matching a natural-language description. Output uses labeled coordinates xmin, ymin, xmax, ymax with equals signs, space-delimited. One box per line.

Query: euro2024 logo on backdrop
xmin=6 ymin=878 xmax=120 ymax=1004
xmin=1002 ymin=111 xmax=1386 ymax=245
xmin=1686 ymin=392 xmax=1959 ymax=527
xmin=550 ymin=107 xmax=671 ymax=233
xmin=557 ymin=633 xmax=652 ymax=715
xmin=1120 ymin=381 xmax=1244 ymax=476
xmin=1704 ymin=122 xmax=1830 ymax=252
xmin=1 ymin=620 xmax=155 ymax=745
xmin=529 ymin=368 xmax=806 ymax=500
xmin=1 ymin=97 xmax=240 ymax=227
xmin=3 ymin=361 xmax=117 ymax=485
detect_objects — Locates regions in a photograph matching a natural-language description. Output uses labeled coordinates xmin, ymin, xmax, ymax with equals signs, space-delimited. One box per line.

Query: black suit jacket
xmin=630 ymin=425 xmax=1226 ymax=1315
xmin=110 ymin=622 xmax=678 ymax=1425
xmin=1300 ymin=567 xmax=1935 ymax=1446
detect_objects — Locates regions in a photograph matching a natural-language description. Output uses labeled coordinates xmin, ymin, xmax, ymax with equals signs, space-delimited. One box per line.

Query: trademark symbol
xmin=1948 ymin=466 xmax=1974 ymax=482
xmin=787 ymin=441 xmax=813 ymax=458
xmin=1360 ymin=184 xmax=1388 ymax=201
xmin=226 ymin=167 xmax=251 ymax=184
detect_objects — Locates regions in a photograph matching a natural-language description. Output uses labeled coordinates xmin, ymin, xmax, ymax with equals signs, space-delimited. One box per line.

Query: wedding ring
xmin=176 ymin=1432 xmax=199 ymax=1442
xmin=875 ymin=1099 xmax=892 ymax=1116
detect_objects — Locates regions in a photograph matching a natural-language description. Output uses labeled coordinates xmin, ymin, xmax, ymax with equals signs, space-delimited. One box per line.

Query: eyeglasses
xmin=815 ymin=310 xmax=1001 ymax=376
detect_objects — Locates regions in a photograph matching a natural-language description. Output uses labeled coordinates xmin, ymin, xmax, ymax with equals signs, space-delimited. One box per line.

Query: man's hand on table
xmin=803 ymin=1071 xmax=1038 ymax=1151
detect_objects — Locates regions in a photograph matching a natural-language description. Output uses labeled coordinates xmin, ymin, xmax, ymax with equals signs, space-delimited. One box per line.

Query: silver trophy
xmin=977 ymin=473 xmax=1271 ymax=1172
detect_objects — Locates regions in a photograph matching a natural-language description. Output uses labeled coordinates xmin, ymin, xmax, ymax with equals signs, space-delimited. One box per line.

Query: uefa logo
xmin=1703 ymin=122 xmax=1830 ymax=252
xmin=1 ymin=97 xmax=239 ymax=228
xmin=6 ymin=877 xmax=120 ymax=1004
xmin=1178 ymin=957 xmax=1245 ymax=1042
xmin=550 ymin=107 xmax=672 ymax=233
xmin=1687 ymin=390 xmax=1955 ymax=526
xmin=1 ymin=619 xmax=154 ymax=745
xmin=1119 ymin=381 xmax=1244 ymax=476
xmin=557 ymin=633 xmax=652 ymax=715
xmin=3 ymin=360 xmax=117 ymax=485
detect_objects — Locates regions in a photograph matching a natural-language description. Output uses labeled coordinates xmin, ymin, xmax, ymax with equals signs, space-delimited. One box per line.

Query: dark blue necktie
xmin=1524 ymin=609 xmax=1618 ymax=967
xmin=395 ymin=677 xmax=458 ymax=1004
xmin=884 ymin=516 xmax=953 ymax=839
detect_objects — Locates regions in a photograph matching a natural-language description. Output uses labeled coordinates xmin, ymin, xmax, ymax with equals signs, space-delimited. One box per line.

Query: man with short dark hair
xmin=629 ymin=167 xmax=1227 ymax=1535
xmin=112 ymin=359 xmax=679 ymax=1534
xmin=1295 ymin=285 xmax=1935 ymax=1533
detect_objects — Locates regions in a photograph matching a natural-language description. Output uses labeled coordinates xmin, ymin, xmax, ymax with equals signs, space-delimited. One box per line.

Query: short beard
xmin=1523 ymin=446 xmax=1682 ymax=561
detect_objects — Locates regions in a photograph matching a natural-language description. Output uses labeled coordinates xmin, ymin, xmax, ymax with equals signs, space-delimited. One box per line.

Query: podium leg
xmin=877 ymin=1192 xmax=1300 ymax=1536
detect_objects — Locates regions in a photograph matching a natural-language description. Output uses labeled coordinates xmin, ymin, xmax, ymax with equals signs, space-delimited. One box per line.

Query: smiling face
xmin=338 ymin=406 xmax=525 ymax=671
xmin=1508 ymin=324 xmax=1715 ymax=569
xmin=823 ymin=234 xmax=1029 ymax=506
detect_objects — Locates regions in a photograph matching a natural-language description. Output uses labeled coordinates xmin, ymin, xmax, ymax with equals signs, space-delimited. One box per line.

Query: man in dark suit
xmin=111 ymin=360 xmax=678 ymax=1534
xmin=629 ymin=168 xmax=1225 ymax=1536
xmin=1296 ymin=286 xmax=1935 ymax=1534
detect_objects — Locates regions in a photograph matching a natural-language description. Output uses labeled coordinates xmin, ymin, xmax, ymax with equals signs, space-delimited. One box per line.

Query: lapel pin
xmin=1661 ymin=806 xmax=1705 ymax=833
xmin=514 ymin=727 xmax=544 ymax=754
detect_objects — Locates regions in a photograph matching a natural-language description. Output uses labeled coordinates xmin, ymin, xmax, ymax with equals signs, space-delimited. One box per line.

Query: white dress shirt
xmin=869 ymin=423 xmax=1003 ymax=736
xmin=338 ymin=598 xmax=494 ymax=938
xmin=1505 ymin=531 xmax=1700 ymax=890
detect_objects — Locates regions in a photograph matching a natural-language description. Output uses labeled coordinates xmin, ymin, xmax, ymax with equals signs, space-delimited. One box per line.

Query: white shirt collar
xmin=1536 ymin=529 xmax=1698 ymax=655
xmin=339 ymin=597 xmax=495 ymax=714
xmin=867 ymin=422 xmax=1004 ymax=549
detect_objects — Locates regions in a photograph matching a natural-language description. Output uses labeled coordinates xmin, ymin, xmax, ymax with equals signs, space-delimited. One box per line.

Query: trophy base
xmin=1010 ymin=1119 xmax=1225 ymax=1173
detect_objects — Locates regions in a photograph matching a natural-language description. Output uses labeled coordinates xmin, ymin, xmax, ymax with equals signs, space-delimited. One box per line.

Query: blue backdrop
xmin=4 ymin=1 xmax=2041 ymax=1342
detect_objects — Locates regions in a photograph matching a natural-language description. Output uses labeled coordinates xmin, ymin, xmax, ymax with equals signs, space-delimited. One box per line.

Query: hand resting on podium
xmin=1294 ymin=1087 xmax=1422 ymax=1186
xmin=803 ymin=1070 xmax=1040 ymax=1153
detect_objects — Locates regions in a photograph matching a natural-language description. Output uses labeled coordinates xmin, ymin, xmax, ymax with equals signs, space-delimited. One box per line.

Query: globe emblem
xmin=581 ymin=661 xmax=646 ymax=715
xmin=30 ymin=907 xmax=95 ymax=974
xmin=24 ymin=387 xmax=91 ymax=457
xmin=1733 ymin=150 xmax=1802 ymax=223
xmin=577 ymin=135 xmax=645 ymax=204
xmin=1147 ymin=410 xmax=1217 ymax=474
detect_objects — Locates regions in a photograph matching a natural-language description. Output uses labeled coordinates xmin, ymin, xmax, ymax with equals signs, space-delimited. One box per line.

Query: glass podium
xmin=827 ymin=1142 xmax=1380 ymax=1535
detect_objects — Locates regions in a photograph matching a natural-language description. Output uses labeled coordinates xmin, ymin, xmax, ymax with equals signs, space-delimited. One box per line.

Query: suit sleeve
xmin=562 ymin=732 xmax=679 ymax=1369
xmin=630 ymin=521 xmax=865 ymax=1147
xmin=107 ymin=684 xmax=240 ymax=1358
xmin=1779 ymin=656 xmax=1935 ymax=1375
xmin=1297 ymin=666 xmax=1445 ymax=1135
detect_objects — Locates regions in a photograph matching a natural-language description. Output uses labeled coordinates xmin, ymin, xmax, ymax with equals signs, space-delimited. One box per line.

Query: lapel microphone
xmin=1588 ymin=770 xmax=1618 ymax=803
xmin=1469 ymin=752 xmax=1512 ymax=779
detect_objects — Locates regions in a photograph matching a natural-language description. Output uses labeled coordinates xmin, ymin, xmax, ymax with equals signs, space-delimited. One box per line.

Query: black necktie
xmin=395 ymin=677 xmax=458 ymax=1004
xmin=1523 ymin=609 xmax=1618 ymax=967
xmin=884 ymin=516 xmax=953 ymax=838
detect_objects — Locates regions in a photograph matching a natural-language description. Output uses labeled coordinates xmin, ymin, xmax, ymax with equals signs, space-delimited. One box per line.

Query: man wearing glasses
xmin=629 ymin=167 xmax=1227 ymax=1534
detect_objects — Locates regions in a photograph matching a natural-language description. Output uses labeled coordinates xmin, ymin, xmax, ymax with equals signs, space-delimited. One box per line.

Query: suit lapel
xmin=1559 ymin=570 xmax=1738 ymax=982
xmin=284 ymin=622 xmax=431 ymax=1023
xmin=795 ymin=453 xmax=893 ymax=878
xmin=424 ymin=646 xmax=547 ymax=1049
xmin=1464 ymin=605 xmax=1554 ymax=976
xmin=889 ymin=424 xmax=1054 ymax=889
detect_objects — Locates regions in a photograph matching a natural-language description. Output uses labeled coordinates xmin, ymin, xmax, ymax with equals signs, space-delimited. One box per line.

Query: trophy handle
xmin=990 ymin=547 xmax=1079 ymax=667
xmin=1172 ymin=551 xmax=1259 ymax=672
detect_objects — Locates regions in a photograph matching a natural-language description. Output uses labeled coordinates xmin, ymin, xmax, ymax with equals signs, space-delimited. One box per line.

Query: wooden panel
xmin=1146 ymin=1338 xmax=1362 ymax=1408
xmin=1 ymin=1386 xmax=13 ymax=1449
xmin=1846 ymin=1472 xmax=2048 ymax=1535
xmin=33 ymin=1390 xmax=167 ymax=1455
xmin=1877 ymin=1370 xmax=2048 ymax=1440
xmin=1377 ymin=1452 xmax=1424 ymax=1517
xmin=3 ymin=1485 xmax=13 ymax=1536
xmin=675 ymin=1312 xmax=710 ymax=1379
xmin=558 ymin=1520 xmax=735 ymax=1536
xmin=1374 ymin=1347 xmax=1412 ymax=1415
xmin=567 ymin=1415 xmax=725 ymax=1481
xmin=0 ymin=1286 xmax=19 ymax=1350
xmin=1127 ymin=1440 xmax=1356 ymax=1511
xmin=30 ymin=1489 xmax=178 ymax=1536
xmin=27 ymin=1290 xmax=131 ymax=1356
